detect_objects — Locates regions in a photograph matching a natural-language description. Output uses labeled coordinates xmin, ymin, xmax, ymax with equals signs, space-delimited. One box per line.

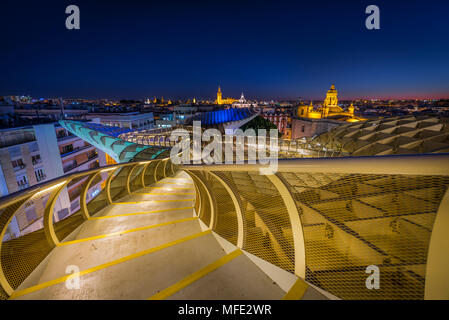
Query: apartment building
xmin=0 ymin=123 xmax=107 ymax=239
xmin=261 ymin=112 xmax=292 ymax=139
xmin=85 ymin=112 xmax=154 ymax=131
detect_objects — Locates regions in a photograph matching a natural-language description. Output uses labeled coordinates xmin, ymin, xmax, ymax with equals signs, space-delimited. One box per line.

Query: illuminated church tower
xmin=216 ymin=86 xmax=223 ymax=105
xmin=323 ymin=84 xmax=339 ymax=117
xmin=215 ymin=86 xmax=239 ymax=105
xmin=296 ymin=84 xmax=364 ymax=122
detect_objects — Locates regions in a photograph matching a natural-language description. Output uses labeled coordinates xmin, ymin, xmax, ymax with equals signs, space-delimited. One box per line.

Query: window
xmin=17 ymin=174 xmax=28 ymax=190
xmin=11 ymin=158 xmax=25 ymax=169
xmin=61 ymin=144 xmax=74 ymax=154
xmin=301 ymin=125 xmax=305 ymax=133
xmin=35 ymin=168 xmax=46 ymax=182
xmin=32 ymin=154 xmax=41 ymax=165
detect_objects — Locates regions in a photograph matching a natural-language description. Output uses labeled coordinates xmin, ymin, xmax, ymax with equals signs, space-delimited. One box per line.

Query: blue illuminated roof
xmin=197 ymin=108 xmax=252 ymax=126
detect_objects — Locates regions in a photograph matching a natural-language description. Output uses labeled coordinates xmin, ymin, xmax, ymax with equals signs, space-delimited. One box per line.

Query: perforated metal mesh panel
xmin=220 ymin=171 xmax=295 ymax=273
xmin=164 ymin=160 xmax=172 ymax=177
xmin=143 ymin=161 xmax=158 ymax=187
xmin=155 ymin=161 xmax=166 ymax=181
xmin=129 ymin=164 xmax=145 ymax=193
xmin=86 ymin=181 xmax=109 ymax=216
xmin=189 ymin=173 xmax=211 ymax=226
xmin=2 ymin=228 xmax=53 ymax=291
xmin=203 ymin=172 xmax=238 ymax=245
xmin=279 ymin=171 xmax=449 ymax=299
xmin=0 ymin=197 xmax=52 ymax=291
xmin=54 ymin=212 xmax=85 ymax=242
xmin=110 ymin=166 xmax=133 ymax=201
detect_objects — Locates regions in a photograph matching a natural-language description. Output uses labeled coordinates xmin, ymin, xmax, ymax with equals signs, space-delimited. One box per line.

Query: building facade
xmin=261 ymin=112 xmax=292 ymax=139
xmin=292 ymin=84 xmax=365 ymax=139
xmin=0 ymin=123 xmax=106 ymax=239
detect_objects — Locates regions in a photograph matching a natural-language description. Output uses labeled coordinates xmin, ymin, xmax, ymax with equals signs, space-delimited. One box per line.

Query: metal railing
xmin=1 ymin=153 xmax=448 ymax=300
xmin=182 ymin=154 xmax=449 ymax=300
xmin=119 ymin=126 xmax=348 ymax=158
xmin=0 ymin=157 xmax=176 ymax=299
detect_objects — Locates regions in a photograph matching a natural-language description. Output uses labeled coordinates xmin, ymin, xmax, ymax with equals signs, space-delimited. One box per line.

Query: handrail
xmin=182 ymin=153 xmax=449 ymax=175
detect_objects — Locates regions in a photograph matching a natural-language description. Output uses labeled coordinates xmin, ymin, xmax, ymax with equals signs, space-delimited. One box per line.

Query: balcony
xmin=13 ymin=164 xmax=26 ymax=172
xmin=57 ymin=133 xmax=77 ymax=143
xmin=63 ymin=154 xmax=99 ymax=174
xmin=17 ymin=182 xmax=29 ymax=190
xmin=60 ymin=144 xmax=95 ymax=158
xmin=32 ymin=159 xmax=42 ymax=166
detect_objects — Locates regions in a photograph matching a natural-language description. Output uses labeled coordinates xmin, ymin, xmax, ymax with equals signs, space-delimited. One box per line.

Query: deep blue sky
xmin=1 ymin=0 xmax=448 ymax=100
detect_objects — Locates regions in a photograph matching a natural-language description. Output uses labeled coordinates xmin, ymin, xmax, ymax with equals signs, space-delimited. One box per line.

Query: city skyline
xmin=1 ymin=0 xmax=449 ymax=100
xmin=5 ymin=82 xmax=449 ymax=103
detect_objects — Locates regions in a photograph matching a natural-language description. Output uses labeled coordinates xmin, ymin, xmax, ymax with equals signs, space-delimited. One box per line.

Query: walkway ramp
xmin=10 ymin=172 xmax=325 ymax=300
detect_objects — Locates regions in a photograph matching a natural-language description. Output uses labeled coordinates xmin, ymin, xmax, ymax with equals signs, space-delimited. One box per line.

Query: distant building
xmin=155 ymin=112 xmax=176 ymax=128
xmin=0 ymin=123 xmax=106 ymax=239
xmin=292 ymin=84 xmax=366 ymax=139
xmin=232 ymin=93 xmax=254 ymax=109
xmin=215 ymin=86 xmax=238 ymax=105
xmin=85 ymin=112 xmax=154 ymax=130
xmin=261 ymin=112 xmax=292 ymax=139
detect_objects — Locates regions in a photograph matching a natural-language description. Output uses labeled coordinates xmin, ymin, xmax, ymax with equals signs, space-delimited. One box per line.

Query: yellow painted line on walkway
xmin=132 ymin=192 xmax=195 ymax=196
xmin=165 ymin=178 xmax=192 ymax=181
xmin=90 ymin=206 xmax=194 ymax=220
xmin=10 ymin=230 xmax=212 ymax=300
xmin=113 ymin=199 xmax=194 ymax=205
xmin=60 ymin=217 xmax=198 ymax=246
xmin=149 ymin=249 xmax=242 ymax=300
xmin=283 ymin=278 xmax=309 ymax=300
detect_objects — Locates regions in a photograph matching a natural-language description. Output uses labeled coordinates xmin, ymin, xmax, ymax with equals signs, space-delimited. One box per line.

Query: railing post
xmin=170 ymin=161 xmax=176 ymax=176
xmin=185 ymin=170 xmax=216 ymax=229
xmin=192 ymin=178 xmax=201 ymax=217
xmin=153 ymin=161 xmax=161 ymax=182
xmin=105 ymin=168 xmax=119 ymax=205
xmin=162 ymin=159 xmax=168 ymax=178
xmin=126 ymin=164 xmax=139 ymax=195
xmin=425 ymin=187 xmax=449 ymax=299
xmin=266 ymin=173 xmax=306 ymax=279
xmin=80 ymin=172 xmax=100 ymax=220
xmin=43 ymin=181 xmax=70 ymax=247
xmin=208 ymin=172 xmax=245 ymax=249
xmin=140 ymin=161 xmax=152 ymax=188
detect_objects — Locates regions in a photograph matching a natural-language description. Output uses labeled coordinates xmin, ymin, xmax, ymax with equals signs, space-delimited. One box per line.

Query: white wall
xmin=0 ymin=163 xmax=9 ymax=197
xmin=33 ymin=124 xmax=71 ymax=222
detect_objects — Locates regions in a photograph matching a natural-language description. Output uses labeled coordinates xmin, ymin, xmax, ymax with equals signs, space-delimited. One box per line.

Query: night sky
xmin=1 ymin=0 xmax=448 ymax=100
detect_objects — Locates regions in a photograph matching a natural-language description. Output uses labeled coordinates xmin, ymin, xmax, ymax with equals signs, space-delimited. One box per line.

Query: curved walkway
xmin=10 ymin=172 xmax=328 ymax=300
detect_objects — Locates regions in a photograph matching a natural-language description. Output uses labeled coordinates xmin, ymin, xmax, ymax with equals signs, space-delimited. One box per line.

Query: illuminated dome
xmin=310 ymin=115 xmax=449 ymax=156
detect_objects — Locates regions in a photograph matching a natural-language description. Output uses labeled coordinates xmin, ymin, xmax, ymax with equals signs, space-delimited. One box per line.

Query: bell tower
xmin=323 ymin=84 xmax=338 ymax=117
xmin=216 ymin=86 xmax=223 ymax=105
xmin=324 ymin=84 xmax=338 ymax=107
